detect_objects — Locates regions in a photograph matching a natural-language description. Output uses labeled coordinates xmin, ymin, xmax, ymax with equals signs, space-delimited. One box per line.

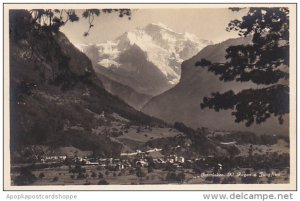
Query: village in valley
xmin=11 ymin=114 xmax=290 ymax=185
xmin=8 ymin=7 xmax=291 ymax=187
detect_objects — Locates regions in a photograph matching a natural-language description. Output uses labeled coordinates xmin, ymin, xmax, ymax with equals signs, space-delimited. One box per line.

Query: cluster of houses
xmin=38 ymin=150 xmax=231 ymax=176
xmin=120 ymin=148 xmax=162 ymax=156
xmin=41 ymin=155 xmax=67 ymax=163
xmin=39 ymin=149 xmax=186 ymax=170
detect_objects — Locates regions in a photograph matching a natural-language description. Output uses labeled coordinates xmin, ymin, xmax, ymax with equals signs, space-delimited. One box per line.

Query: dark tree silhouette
xmin=28 ymin=9 xmax=131 ymax=36
xmin=196 ymin=7 xmax=289 ymax=126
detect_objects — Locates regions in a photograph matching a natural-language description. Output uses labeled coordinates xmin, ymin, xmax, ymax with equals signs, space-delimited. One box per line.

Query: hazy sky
xmin=61 ymin=8 xmax=247 ymax=45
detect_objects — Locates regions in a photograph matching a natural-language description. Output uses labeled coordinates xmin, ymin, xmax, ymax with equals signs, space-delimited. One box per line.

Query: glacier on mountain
xmin=77 ymin=23 xmax=212 ymax=86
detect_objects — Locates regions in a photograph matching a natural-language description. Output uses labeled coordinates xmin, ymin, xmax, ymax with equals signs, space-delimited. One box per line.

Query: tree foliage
xmin=28 ymin=9 xmax=131 ymax=36
xmin=195 ymin=7 xmax=289 ymax=126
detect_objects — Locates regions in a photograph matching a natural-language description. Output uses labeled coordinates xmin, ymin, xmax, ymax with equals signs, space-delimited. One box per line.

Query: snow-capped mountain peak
xmin=76 ymin=23 xmax=212 ymax=95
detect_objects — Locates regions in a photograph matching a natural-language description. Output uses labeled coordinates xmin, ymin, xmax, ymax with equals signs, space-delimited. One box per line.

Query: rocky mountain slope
xmin=96 ymin=73 xmax=151 ymax=110
xmin=9 ymin=10 xmax=171 ymax=158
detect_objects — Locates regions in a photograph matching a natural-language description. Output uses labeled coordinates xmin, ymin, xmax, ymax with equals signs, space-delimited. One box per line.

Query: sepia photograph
xmin=2 ymin=3 xmax=296 ymax=190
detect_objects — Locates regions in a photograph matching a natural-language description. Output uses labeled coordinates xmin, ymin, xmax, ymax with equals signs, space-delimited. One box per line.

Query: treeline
xmin=144 ymin=122 xmax=218 ymax=156
xmin=174 ymin=122 xmax=218 ymax=155
xmin=145 ymin=136 xmax=186 ymax=149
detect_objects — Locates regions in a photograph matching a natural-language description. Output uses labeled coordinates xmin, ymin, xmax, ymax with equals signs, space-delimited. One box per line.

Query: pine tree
xmin=196 ymin=7 xmax=289 ymax=126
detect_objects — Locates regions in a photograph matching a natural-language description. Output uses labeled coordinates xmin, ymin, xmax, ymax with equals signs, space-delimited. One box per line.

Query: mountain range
xmin=10 ymin=11 xmax=219 ymax=159
xmin=142 ymin=36 xmax=289 ymax=135
xmin=76 ymin=23 xmax=211 ymax=108
xmin=10 ymin=10 xmax=289 ymax=165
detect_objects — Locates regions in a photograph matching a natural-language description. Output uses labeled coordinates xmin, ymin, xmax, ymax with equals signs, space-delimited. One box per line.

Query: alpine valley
xmin=9 ymin=9 xmax=290 ymax=186
xmin=76 ymin=23 xmax=212 ymax=109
